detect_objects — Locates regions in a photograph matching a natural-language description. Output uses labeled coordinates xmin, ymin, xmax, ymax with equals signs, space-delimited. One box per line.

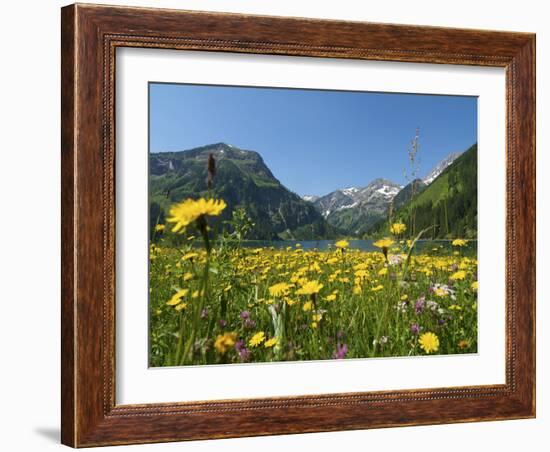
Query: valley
xmin=149 ymin=142 xmax=476 ymax=240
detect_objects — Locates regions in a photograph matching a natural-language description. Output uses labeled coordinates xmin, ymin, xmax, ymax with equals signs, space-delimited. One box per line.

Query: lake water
xmin=239 ymin=239 xmax=477 ymax=253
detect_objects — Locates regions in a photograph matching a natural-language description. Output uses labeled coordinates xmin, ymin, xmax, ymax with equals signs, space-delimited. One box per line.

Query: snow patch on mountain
xmin=342 ymin=187 xmax=359 ymax=196
xmin=302 ymin=195 xmax=319 ymax=203
xmin=337 ymin=201 xmax=359 ymax=211
xmin=376 ymin=185 xmax=401 ymax=198
xmin=310 ymin=178 xmax=402 ymax=222
xmin=423 ymin=152 xmax=463 ymax=185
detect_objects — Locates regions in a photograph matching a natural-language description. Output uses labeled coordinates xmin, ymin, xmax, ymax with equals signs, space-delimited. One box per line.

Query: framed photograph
xmin=61 ymin=3 xmax=536 ymax=447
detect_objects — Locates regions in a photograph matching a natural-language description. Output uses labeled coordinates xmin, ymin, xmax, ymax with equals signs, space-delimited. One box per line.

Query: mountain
xmin=370 ymin=144 xmax=477 ymax=239
xmin=307 ymin=152 xmax=463 ymax=237
xmin=423 ymin=151 xmax=463 ymax=185
xmin=302 ymin=195 xmax=319 ymax=203
xmin=310 ymin=179 xmax=402 ymax=236
xmin=149 ymin=142 xmax=475 ymax=241
xmin=311 ymin=187 xmax=358 ymax=218
xmin=389 ymin=152 xmax=462 ymax=211
xmin=392 ymin=179 xmax=427 ymax=210
xmin=149 ymin=143 xmax=339 ymax=240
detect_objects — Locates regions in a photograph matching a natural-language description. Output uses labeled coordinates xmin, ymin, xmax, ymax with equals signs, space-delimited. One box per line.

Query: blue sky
xmin=149 ymin=83 xmax=477 ymax=196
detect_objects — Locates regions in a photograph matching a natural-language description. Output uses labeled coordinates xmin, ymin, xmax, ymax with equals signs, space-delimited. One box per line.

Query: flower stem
xmin=179 ymin=218 xmax=211 ymax=365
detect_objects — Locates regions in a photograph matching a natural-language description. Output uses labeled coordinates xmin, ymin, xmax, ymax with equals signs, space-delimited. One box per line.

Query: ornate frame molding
xmin=61 ymin=4 xmax=535 ymax=447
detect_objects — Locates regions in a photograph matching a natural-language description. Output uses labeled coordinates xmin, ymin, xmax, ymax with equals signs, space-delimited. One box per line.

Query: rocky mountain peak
xmin=423 ymin=151 xmax=463 ymax=185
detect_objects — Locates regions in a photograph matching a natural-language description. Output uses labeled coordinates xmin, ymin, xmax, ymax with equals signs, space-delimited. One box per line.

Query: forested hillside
xmin=369 ymin=144 xmax=477 ymax=239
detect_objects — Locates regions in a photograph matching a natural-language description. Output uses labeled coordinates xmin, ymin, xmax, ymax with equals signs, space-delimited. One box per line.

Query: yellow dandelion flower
xmin=175 ymin=302 xmax=188 ymax=311
xmin=389 ymin=223 xmax=406 ymax=235
xmin=311 ymin=322 xmax=318 ymax=329
xmin=452 ymin=239 xmax=467 ymax=247
xmin=182 ymin=272 xmax=194 ymax=281
xmin=264 ymin=337 xmax=279 ymax=348
xmin=269 ymin=282 xmax=292 ymax=297
xmin=155 ymin=224 xmax=165 ymax=232
xmin=421 ymin=267 xmax=433 ymax=276
xmin=182 ymin=252 xmax=199 ymax=261
xmin=302 ymin=301 xmax=313 ymax=312
xmin=325 ymin=293 xmax=337 ymax=302
xmin=167 ymin=198 xmax=227 ymax=232
xmin=335 ymin=239 xmax=349 ymax=249
xmin=326 ymin=257 xmax=339 ymax=265
xmin=296 ymin=280 xmax=323 ymax=295
xmin=450 ymin=270 xmax=467 ymax=281
xmin=284 ymin=297 xmax=298 ymax=306
xmin=308 ymin=262 xmax=321 ymax=273
xmin=353 ymin=285 xmax=362 ymax=295
xmin=249 ymin=331 xmax=266 ymax=347
xmin=434 ymin=287 xmax=447 ymax=297
xmin=471 ymin=281 xmax=478 ymax=291
xmin=214 ymin=332 xmax=237 ymax=354
xmin=400 ymin=294 xmax=408 ymax=301
xmin=166 ymin=289 xmax=189 ymax=306
xmin=419 ymin=332 xmax=440 ymax=354
xmin=378 ymin=267 xmax=388 ymax=276
xmin=371 ymin=284 xmax=384 ymax=292
xmin=373 ymin=238 xmax=395 ymax=249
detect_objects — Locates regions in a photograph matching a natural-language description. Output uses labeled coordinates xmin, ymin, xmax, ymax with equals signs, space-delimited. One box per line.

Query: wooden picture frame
xmin=61 ymin=3 xmax=535 ymax=447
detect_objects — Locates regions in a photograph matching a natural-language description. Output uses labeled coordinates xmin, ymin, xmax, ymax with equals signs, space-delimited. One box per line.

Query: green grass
xmin=149 ymin=236 xmax=478 ymax=367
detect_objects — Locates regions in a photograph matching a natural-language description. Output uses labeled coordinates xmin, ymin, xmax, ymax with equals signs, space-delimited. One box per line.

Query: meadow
xmin=149 ymin=200 xmax=478 ymax=367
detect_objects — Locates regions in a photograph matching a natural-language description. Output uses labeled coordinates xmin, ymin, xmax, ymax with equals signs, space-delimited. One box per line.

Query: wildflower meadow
xmin=147 ymin=84 xmax=479 ymax=367
xmin=149 ymin=198 xmax=478 ymax=367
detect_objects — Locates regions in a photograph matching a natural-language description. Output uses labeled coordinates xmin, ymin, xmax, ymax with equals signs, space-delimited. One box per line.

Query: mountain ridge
xmin=149 ymin=143 xmax=340 ymax=241
xmin=422 ymin=151 xmax=463 ymax=185
xmin=301 ymin=151 xmax=464 ymax=202
xmin=150 ymin=142 xmax=476 ymax=240
xmin=368 ymin=144 xmax=477 ymax=239
xmin=305 ymin=179 xmax=402 ymax=236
